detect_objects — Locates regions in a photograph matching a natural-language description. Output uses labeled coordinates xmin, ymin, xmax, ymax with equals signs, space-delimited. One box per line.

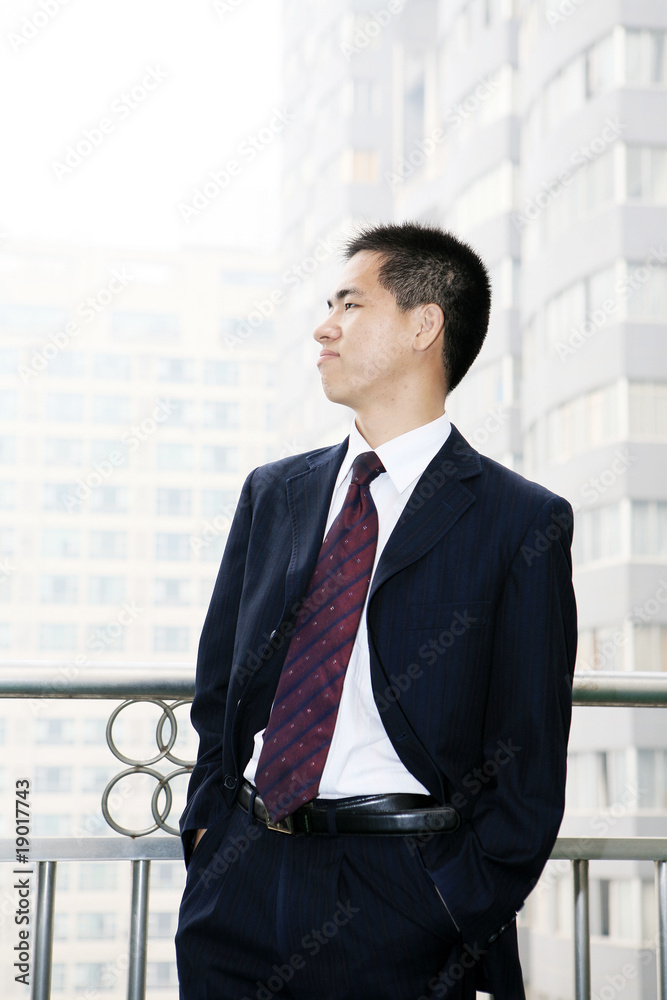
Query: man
xmin=176 ymin=222 xmax=577 ymax=999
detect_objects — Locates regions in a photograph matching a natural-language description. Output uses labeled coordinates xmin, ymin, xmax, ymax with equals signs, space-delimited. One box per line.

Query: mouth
xmin=317 ymin=351 xmax=339 ymax=364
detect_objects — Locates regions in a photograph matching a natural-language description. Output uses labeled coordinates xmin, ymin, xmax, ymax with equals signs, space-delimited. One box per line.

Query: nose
xmin=313 ymin=312 xmax=340 ymax=344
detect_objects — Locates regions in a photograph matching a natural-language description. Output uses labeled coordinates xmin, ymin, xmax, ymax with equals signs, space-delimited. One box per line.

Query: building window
xmin=340 ymin=149 xmax=380 ymax=184
xmin=88 ymin=576 xmax=126 ymax=604
xmin=35 ymin=767 xmax=72 ymax=794
xmin=90 ymin=487 xmax=129 ymax=514
xmin=34 ymin=718 xmax=75 ymax=744
xmin=155 ymin=533 xmax=191 ymax=561
xmin=51 ymin=964 xmax=66 ymax=991
xmin=632 ymin=501 xmax=667 ymax=557
xmin=148 ymin=912 xmax=177 ymax=938
xmin=111 ymin=312 xmax=179 ymax=343
xmin=201 ymin=489 xmax=237 ymax=518
xmin=203 ymin=360 xmax=239 ymax=385
xmin=199 ymin=534 xmax=226 ymax=563
xmin=0 ymin=349 xmax=19 ymax=375
xmin=201 ymin=446 xmax=238 ymax=474
xmin=626 ymin=28 xmax=667 ymax=86
xmin=156 ymin=488 xmax=192 ymax=516
xmin=74 ymin=964 xmax=113 ymax=990
xmin=0 ymin=623 xmax=11 ymax=648
xmin=627 ymin=146 xmax=667 ymax=204
xmin=93 ymin=354 xmax=131 ymax=379
xmin=0 ymin=391 xmax=18 ymax=420
xmin=573 ymin=503 xmax=624 ymax=565
xmin=89 ymin=531 xmax=127 ymax=559
xmin=0 ymin=482 xmax=15 ymax=509
xmin=0 ymin=436 xmax=16 ymax=463
xmin=44 ymin=352 xmax=85 ymax=378
xmin=86 ymin=623 xmax=125 ymax=652
xmin=202 ymin=401 xmax=239 ymax=429
xmin=39 ymin=624 xmax=78 ymax=651
xmin=33 ymin=814 xmax=72 ymax=835
xmin=448 ymin=161 xmax=516 ymax=233
xmin=43 ymin=483 xmax=78 ymax=512
xmin=80 ymin=768 xmax=114 ymax=794
xmin=41 ymin=575 xmax=78 ymax=603
xmin=634 ymin=625 xmax=667 ymax=673
xmin=91 ymin=396 xmax=130 ymax=423
xmin=42 ymin=528 xmax=81 ymax=558
xmin=625 ymin=261 xmax=667 ymax=320
xmin=156 ymin=443 xmax=193 ymax=471
xmin=585 ymin=32 xmax=615 ymax=99
xmin=154 ymin=578 xmax=191 ymax=606
xmin=90 ymin=440 xmax=129 ymax=466
xmin=352 ymin=79 xmax=381 ymax=116
xmin=45 ymin=394 xmax=84 ymax=422
xmin=82 ymin=718 xmax=107 ymax=745
xmin=146 ymin=962 xmax=178 ymax=988
xmin=78 ymin=864 xmax=117 ymax=891
xmin=151 ymin=862 xmax=184 ymax=890
xmin=44 ymin=438 xmax=84 ymax=465
xmin=164 ymin=398 xmax=196 ymax=426
xmin=76 ymin=913 xmax=116 ymax=940
xmin=157 ymin=357 xmax=194 ymax=382
xmin=154 ymin=626 xmax=190 ymax=652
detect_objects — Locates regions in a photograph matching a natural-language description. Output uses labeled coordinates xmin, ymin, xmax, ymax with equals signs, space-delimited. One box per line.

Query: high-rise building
xmin=279 ymin=0 xmax=667 ymax=995
xmin=277 ymin=0 xmax=437 ymax=447
xmin=0 ymin=239 xmax=280 ymax=1000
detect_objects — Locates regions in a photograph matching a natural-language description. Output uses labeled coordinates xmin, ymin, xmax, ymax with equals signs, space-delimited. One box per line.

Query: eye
xmin=344 ymin=302 xmax=357 ymax=310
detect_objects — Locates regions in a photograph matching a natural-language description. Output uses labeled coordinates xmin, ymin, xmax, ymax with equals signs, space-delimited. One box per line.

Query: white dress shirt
xmin=244 ymin=410 xmax=452 ymax=797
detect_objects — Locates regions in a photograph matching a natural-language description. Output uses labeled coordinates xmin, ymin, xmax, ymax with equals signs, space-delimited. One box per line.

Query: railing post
xmin=657 ymin=860 xmax=667 ymax=1000
xmin=31 ymin=860 xmax=57 ymax=1000
xmin=127 ymin=859 xmax=151 ymax=1000
xmin=573 ymin=858 xmax=591 ymax=1000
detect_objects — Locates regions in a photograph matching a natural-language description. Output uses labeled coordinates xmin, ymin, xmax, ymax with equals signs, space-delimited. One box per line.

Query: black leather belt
xmin=236 ymin=779 xmax=460 ymax=836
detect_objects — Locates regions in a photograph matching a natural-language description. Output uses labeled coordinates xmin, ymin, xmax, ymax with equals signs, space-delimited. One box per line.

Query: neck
xmin=353 ymin=399 xmax=446 ymax=449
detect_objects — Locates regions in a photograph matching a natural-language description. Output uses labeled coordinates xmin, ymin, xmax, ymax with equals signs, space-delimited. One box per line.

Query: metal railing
xmin=2 ymin=665 xmax=667 ymax=1000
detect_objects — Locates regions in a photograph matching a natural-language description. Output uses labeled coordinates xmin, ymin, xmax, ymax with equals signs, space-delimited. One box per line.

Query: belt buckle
xmin=266 ymin=814 xmax=294 ymax=834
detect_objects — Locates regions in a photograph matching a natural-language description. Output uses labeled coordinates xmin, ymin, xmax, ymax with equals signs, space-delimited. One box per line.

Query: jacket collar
xmin=284 ymin=425 xmax=482 ymax=610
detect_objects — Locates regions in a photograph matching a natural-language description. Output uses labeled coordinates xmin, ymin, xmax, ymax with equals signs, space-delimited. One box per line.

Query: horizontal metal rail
xmin=3 ymin=665 xmax=667 ymax=1000
xmin=2 ymin=666 xmax=667 ymax=705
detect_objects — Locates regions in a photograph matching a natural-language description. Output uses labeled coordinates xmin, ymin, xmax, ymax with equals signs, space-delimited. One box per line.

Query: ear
xmin=413 ymin=303 xmax=444 ymax=353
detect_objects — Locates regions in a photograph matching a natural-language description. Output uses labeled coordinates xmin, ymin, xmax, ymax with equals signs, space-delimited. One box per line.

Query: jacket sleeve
xmin=178 ymin=470 xmax=254 ymax=863
xmin=424 ymin=495 xmax=577 ymax=950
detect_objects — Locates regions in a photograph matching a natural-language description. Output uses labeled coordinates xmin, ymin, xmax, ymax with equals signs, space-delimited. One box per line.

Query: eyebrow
xmin=326 ymin=286 xmax=366 ymax=308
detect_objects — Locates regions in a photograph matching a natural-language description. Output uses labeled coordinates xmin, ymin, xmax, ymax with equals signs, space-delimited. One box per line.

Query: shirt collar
xmin=335 ymin=411 xmax=452 ymax=495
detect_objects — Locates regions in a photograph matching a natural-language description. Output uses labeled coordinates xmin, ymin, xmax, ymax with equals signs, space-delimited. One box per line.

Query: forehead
xmin=327 ymin=251 xmax=387 ymax=300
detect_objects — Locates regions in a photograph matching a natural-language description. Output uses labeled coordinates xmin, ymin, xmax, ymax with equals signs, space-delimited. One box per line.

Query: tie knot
xmin=351 ymin=451 xmax=385 ymax=487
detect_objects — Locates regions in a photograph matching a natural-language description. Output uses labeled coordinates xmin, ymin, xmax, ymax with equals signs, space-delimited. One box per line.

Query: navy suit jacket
xmin=180 ymin=424 xmax=577 ymax=992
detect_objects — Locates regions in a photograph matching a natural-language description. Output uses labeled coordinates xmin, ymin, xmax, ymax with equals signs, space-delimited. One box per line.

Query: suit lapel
xmin=284 ymin=439 xmax=348 ymax=612
xmin=369 ymin=425 xmax=482 ymax=599
xmin=283 ymin=425 xmax=482 ymax=608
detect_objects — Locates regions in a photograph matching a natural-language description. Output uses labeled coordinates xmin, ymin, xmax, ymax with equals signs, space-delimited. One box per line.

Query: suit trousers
xmin=175 ymin=799 xmax=478 ymax=1000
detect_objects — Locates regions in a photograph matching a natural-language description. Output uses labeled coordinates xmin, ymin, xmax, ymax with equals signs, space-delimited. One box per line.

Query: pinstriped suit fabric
xmin=176 ymin=802 xmax=475 ymax=1000
xmin=177 ymin=425 xmax=577 ymax=999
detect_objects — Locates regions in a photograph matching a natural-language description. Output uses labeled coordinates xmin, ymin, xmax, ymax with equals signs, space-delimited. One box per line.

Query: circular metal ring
xmin=102 ymin=766 xmax=173 ymax=837
xmin=106 ymin=698 xmax=178 ymax=766
xmin=150 ymin=766 xmax=193 ymax=836
xmin=156 ymin=699 xmax=196 ymax=767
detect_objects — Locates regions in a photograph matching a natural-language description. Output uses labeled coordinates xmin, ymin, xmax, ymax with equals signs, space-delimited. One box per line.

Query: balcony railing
xmin=2 ymin=665 xmax=667 ymax=1000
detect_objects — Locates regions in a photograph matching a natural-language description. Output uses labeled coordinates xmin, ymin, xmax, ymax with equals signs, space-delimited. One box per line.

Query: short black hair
xmin=343 ymin=221 xmax=491 ymax=393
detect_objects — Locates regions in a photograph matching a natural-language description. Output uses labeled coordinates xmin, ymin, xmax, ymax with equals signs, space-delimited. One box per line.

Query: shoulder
xmin=245 ymin=441 xmax=346 ymax=492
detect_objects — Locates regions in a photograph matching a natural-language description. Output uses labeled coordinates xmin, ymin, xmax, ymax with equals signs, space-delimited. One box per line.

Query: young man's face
xmin=313 ymin=251 xmax=419 ymax=412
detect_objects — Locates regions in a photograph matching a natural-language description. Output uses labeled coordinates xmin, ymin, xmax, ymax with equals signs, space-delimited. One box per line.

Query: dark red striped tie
xmin=255 ymin=451 xmax=385 ymax=822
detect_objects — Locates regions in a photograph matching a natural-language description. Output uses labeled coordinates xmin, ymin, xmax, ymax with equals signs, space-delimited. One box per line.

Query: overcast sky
xmin=1 ymin=0 xmax=283 ymax=253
